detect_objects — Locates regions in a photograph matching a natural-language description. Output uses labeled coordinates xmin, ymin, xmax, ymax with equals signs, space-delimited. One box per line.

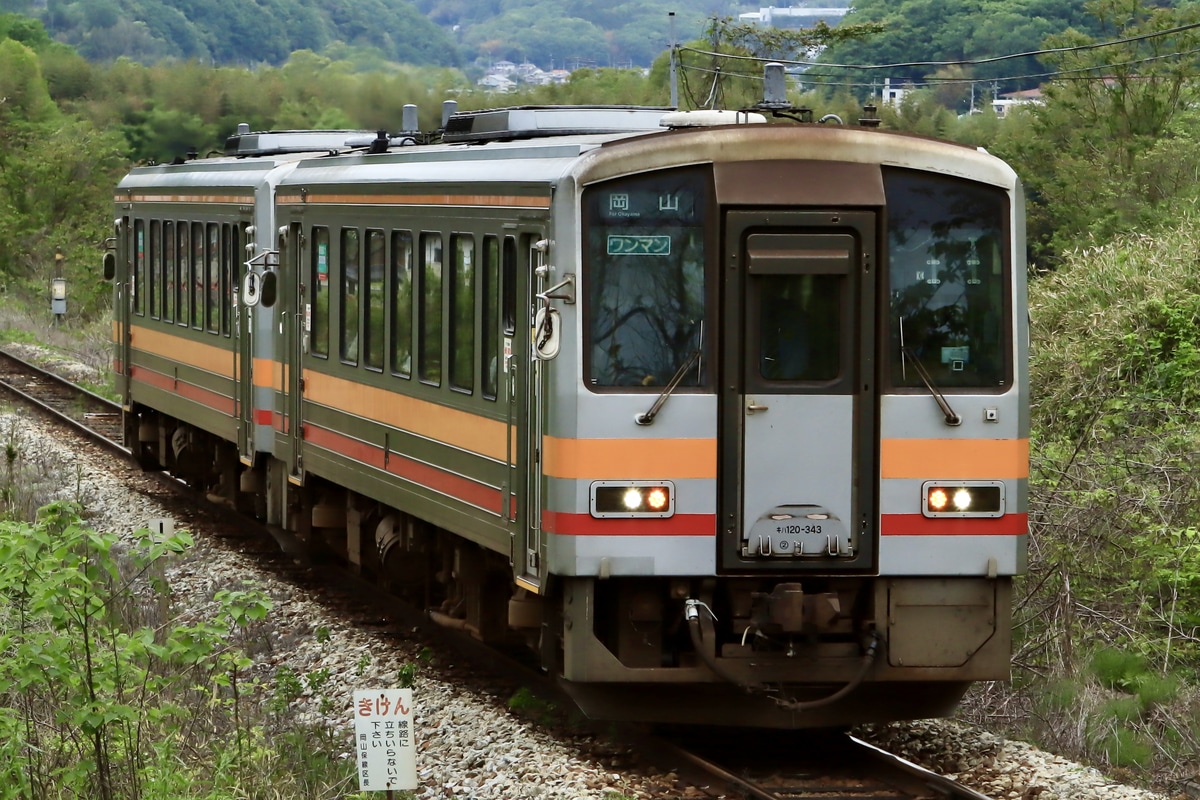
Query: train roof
xmin=114 ymin=106 xmax=1019 ymax=197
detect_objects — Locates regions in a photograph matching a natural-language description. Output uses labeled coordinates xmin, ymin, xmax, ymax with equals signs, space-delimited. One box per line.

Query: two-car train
xmin=106 ymin=100 xmax=1028 ymax=728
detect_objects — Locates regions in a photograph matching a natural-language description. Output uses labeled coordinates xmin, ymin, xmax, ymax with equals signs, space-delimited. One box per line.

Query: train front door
xmin=719 ymin=210 xmax=878 ymax=572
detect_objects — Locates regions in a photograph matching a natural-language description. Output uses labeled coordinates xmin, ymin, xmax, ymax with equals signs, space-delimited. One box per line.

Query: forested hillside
xmin=0 ymin=0 xmax=735 ymax=69
xmin=0 ymin=0 xmax=1109 ymax=76
xmin=817 ymin=0 xmax=1103 ymax=89
xmin=0 ymin=0 xmax=461 ymax=66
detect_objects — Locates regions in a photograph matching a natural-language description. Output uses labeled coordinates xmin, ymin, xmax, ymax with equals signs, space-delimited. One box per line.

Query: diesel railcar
xmin=107 ymin=103 xmax=1029 ymax=728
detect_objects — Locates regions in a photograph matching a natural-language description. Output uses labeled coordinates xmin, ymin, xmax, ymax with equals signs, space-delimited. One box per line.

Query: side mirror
xmin=103 ymin=252 xmax=116 ymax=281
xmin=533 ymin=306 xmax=561 ymax=360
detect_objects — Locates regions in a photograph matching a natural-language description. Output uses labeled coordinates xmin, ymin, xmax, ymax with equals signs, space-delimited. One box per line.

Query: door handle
xmin=746 ymin=398 xmax=770 ymax=414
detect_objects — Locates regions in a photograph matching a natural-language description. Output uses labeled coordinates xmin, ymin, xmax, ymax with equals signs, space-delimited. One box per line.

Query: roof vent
xmin=441 ymin=105 xmax=671 ymax=143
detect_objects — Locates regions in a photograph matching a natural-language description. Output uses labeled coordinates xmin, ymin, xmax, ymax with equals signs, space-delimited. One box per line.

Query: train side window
xmin=364 ymin=229 xmax=385 ymax=371
xmin=311 ymin=226 xmax=330 ymax=358
xmin=191 ymin=222 xmax=204 ymax=330
xmin=502 ymin=237 xmax=516 ymax=335
xmin=450 ymin=234 xmax=475 ymax=393
xmin=163 ymin=221 xmax=175 ymax=323
xmin=177 ymin=222 xmax=190 ymax=327
xmin=482 ymin=235 xmax=500 ymax=400
xmin=419 ymin=232 xmax=443 ymax=385
xmin=206 ymin=223 xmax=220 ymax=333
xmin=149 ymin=220 xmax=161 ymax=320
xmin=221 ymin=223 xmax=234 ymax=337
xmin=133 ymin=219 xmax=145 ymax=317
xmin=391 ymin=231 xmax=413 ymax=378
xmin=340 ymin=228 xmax=360 ymax=364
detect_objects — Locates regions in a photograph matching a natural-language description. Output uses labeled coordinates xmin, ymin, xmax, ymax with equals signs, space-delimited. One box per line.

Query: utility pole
xmin=669 ymin=11 xmax=678 ymax=109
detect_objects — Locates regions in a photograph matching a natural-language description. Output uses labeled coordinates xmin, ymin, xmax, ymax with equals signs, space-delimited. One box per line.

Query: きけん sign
xmin=353 ymin=689 xmax=417 ymax=791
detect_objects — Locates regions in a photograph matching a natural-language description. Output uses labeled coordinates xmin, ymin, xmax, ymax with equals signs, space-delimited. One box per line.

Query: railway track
xmin=649 ymin=728 xmax=994 ymax=800
xmin=0 ymin=344 xmax=998 ymax=800
xmin=0 ymin=347 xmax=126 ymax=452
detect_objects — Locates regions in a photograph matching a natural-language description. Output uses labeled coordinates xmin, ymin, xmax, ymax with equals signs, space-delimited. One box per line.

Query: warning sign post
xmin=353 ymin=688 xmax=417 ymax=792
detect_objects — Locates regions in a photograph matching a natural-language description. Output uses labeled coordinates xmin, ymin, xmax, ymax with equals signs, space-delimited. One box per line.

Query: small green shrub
xmin=1100 ymin=696 xmax=1143 ymax=723
xmin=1134 ymin=673 xmax=1180 ymax=710
xmin=1090 ymin=648 xmax=1147 ymax=693
xmin=1099 ymin=727 xmax=1155 ymax=769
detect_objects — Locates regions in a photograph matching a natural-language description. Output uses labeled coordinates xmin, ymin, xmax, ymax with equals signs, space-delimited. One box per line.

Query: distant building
xmin=739 ymin=4 xmax=851 ymax=27
xmin=992 ymin=88 xmax=1044 ymax=117
xmin=880 ymin=78 xmax=912 ymax=106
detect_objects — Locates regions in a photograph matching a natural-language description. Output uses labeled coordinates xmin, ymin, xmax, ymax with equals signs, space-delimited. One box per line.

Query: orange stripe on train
xmin=127 ymin=324 xmax=236 ymax=378
xmin=541 ymin=436 xmax=718 ymax=481
xmin=880 ymin=438 xmax=1028 ymax=480
xmin=302 ymin=370 xmax=508 ymax=462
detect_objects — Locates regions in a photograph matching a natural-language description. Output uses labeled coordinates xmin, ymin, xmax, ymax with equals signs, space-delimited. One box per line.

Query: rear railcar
xmin=111 ymin=139 xmax=356 ymax=496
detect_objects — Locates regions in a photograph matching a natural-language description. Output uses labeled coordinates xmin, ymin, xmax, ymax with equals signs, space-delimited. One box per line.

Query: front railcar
xmin=536 ymin=122 xmax=1027 ymax=728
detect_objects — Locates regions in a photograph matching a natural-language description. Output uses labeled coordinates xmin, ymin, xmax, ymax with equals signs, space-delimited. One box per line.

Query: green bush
xmin=1090 ymin=649 xmax=1147 ymax=693
xmin=1099 ymin=727 xmax=1155 ymax=770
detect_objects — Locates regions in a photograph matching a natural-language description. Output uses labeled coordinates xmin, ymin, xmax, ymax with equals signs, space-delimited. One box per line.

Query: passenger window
xmin=311 ymin=227 xmax=330 ymax=357
xmin=133 ymin=219 xmax=145 ymax=316
xmin=419 ymin=233 xmax=443 ymax=385
xmin=163 ymin=221 xmax=175 ymax=323
xmin=221 ymin=223 xmax=234 ymax=337
xmin=340 ymin=228 xmax=360 ymax=364
xmin=177 ymin=223 xmax=190 ymax=327
xmin=206 ymin=223 xmax=219 ymax=332
xmin=450 ymin=235 xmax=475 ymax=392
xmin=364 ymin=230 xmax=386 ymax=371
xmin=149 ymin=220 xmax=161 ymax=320
xmin=502 ymin=237 xmax=516 ymax=335
xmin=482 ymin=236 xmax=500 ymax=400
xmin=391 ymin=231 xmax=413 ymax=378
xmin=191 ymin=222 xmax=204 ymax=330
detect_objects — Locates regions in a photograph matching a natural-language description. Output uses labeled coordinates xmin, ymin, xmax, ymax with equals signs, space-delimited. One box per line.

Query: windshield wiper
xmin=636 ymin=348 xmax=702 ymax=426
xmin=899 ymin=317 xmax=962 ymax=427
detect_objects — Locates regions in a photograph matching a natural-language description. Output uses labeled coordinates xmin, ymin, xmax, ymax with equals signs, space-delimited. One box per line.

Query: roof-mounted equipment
xmin=224 ymin=123 xmax=376 ymax=157
xmin=441 ymin=106 xmax=671 ymax=144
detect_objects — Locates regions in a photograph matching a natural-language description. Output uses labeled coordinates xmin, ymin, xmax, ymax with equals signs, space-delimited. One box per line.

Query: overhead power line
xmin=679 ymin=19 xmax=1200 ymax=73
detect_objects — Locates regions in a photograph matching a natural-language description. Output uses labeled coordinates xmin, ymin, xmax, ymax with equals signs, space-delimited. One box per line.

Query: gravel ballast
xmin=0 ymin=402 xmax=1175 ymax=800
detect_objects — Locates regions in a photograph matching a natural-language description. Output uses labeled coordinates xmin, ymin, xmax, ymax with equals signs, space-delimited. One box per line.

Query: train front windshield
xmin=584 ymin=168 xmax=709 ymax=389
xmin=581 ymin=165 xmax=1010 ymax=393
xmin=884 ymin=169 xmax=1010 ymax=389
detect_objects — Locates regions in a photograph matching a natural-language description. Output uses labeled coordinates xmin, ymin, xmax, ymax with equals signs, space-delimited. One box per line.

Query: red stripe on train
xmin=130 ymin=366 xmax=235 ymax=415
xmin=880 ymin=512 xmax=1028 ymax=536
xmin=543 ymin=511 xmax=717 ymax=536
xmin=302 ymin=424 xmax=504 ymax=515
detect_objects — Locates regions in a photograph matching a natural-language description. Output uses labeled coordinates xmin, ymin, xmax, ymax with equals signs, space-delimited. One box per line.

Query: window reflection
xmin=885 ymin=169 xmax=1008 ymax=388
xmin=585 ymin=168 xmax=708 ymax=389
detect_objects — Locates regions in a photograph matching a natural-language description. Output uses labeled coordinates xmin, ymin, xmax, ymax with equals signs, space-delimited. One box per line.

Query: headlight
xmin=591 ymin=481 xmax=675 ymax=518
xmin=922 ymin=480 xmax=1004 ymax=518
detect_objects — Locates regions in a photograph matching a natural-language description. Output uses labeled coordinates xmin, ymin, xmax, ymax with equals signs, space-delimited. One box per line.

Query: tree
xmin=817 ymin=0 xmax=1099 ymax=92
xmin=990 ymin=0 xmax=1200 ymax=261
